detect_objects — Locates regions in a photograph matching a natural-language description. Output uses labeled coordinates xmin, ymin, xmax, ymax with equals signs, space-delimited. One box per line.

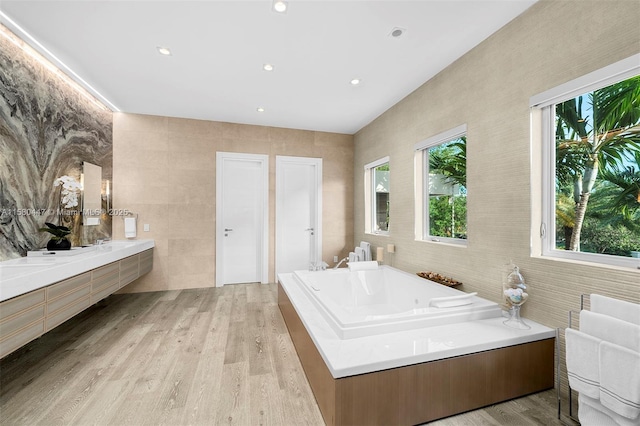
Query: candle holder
xmin=502 ymin=264 xmax=530 ymax=330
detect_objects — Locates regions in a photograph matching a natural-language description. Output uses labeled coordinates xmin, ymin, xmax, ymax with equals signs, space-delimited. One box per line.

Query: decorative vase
xmin=502 ymin=264 xmax=530 ymax=330
xmin=47 ymin=238 xmax=71 ymax=251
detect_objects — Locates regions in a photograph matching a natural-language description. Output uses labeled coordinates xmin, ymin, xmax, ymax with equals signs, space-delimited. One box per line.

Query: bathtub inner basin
xmin=293 ymin=266 xmax=501 ymax=339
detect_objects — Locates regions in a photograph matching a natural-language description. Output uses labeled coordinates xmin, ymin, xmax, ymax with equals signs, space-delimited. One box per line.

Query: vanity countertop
xmin=0 ymin=239 xmax=154 ymax=302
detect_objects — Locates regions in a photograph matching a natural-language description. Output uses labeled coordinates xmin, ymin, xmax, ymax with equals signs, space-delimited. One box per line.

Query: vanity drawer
xmin=47 ymin=285 xmax=91 ymax=315
xmin=92 ymin=263 xmax=119 ymax=292
xmin=120 ymin=255 xmax=139 ymax=287
xmin=139 ymin=249 xmax=153 ymax=276
xmin=0 ymin=304 xmax=45 ymax=338
xmin=91 ymin=281 xmax=119 ymax=303
xmin=47 ymin=272 xmax=91 ymax=300
xmin=46 ymin=297 xmax=91 ymax=331
xmin=0 ymin=289 xmax=45 ymax=322
xmin=0 ymin=319 xmax=45 ymax=359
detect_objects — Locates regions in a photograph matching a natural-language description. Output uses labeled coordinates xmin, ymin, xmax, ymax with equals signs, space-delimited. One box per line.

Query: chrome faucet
xmin=333 ymin=257 xmax=348 ymax=269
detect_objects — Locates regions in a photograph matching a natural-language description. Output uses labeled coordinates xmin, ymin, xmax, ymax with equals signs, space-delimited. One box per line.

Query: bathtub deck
xmin=278 ymin=276 xmax=556 ymax=426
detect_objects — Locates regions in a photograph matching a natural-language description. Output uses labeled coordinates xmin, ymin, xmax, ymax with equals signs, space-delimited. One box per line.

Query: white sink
xmin=27 ymin=245 xmax=97 ymax=257
xmin=0 ymin=263 xmax=54 ymax=279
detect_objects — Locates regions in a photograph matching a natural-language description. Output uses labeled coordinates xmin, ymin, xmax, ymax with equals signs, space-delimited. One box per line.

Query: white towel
xmin=599 ymin=340 xmax=640 ymax=420
xmin=359 ymin=241 xmax=371 ymax=261
xmin=580 ymin=310 xmax=640 ymax=353
xmin=565 ymin=328 xmax=601 ymax=399
xmin=348 ymin=261 xmax=378 ymax=271
xmin=592 ymin=294 xmax=640 ymax=326
xmin=348 ymin=252 xmax=357 ymax=263
xmin=579 ymin=394 xmax=632 ymax=426
xmin=124 ymin=217 xmax=137 ymax=239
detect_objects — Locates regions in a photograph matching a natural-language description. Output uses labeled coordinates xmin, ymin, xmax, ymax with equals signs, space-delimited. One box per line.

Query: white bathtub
xmin=293 ymin=265 xmax=502 ymax=339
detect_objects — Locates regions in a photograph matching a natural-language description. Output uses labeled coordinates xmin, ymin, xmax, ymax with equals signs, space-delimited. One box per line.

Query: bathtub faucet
xmin=333 ymin=257 xmax=348 ymax=269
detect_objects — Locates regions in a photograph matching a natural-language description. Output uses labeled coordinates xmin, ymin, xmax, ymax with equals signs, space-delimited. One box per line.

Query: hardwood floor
xmin=1 ymin=284 xmax=567 ymax=425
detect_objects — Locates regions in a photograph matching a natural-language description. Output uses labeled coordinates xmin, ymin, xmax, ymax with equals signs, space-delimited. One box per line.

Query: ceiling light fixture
xmin=257 ymin=107 xmax=265 ymax=112
xmin=350 ymin=78 xmax=361 ymax=86
xmin=272 ymin=0 xmax=288 ymax=13
xmin=389 ymin=27 xmax=406 ymax=38
xmin=263 ymin=63 xmax=274 ymax=71
xmin=157 ymin=46 xmax=172 ymax=56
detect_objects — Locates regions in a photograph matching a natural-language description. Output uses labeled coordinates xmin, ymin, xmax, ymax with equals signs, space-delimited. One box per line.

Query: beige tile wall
xmin=353 ymin=0 xmax=639 ymax=396
xmin=113 ymin=113 xmax=353 ymax=292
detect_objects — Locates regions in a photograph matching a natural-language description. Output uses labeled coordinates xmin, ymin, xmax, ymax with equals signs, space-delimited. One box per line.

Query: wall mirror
xmin=82 ymin=161 xmax=102 ymax=226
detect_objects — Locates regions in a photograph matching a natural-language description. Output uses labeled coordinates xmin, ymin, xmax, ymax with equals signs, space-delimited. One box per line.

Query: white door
xmin=276 ymin=156 xmax=322 ymax=277
xmin=216 ymin=153 xmax=268 ymax=286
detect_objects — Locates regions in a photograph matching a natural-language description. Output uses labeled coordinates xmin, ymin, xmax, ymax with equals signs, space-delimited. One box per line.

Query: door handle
xmin=306 ymin=227 xmax=314 ymax=235
xmin=225 ymin=228 xmax=233 ymax=231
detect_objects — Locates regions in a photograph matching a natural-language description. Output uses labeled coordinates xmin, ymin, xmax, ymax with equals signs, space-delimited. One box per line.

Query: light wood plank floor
xmin=1 ymin=283 xmax=568 ymax=425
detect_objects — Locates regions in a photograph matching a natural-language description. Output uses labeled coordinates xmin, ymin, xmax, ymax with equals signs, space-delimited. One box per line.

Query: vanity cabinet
xmin=0 ymin=290 xmax=46 ymax=356
xmin=0 ymin=249 xmax=153 ymax=358
xmin=46 ymin=272 xmax=92 ymax=331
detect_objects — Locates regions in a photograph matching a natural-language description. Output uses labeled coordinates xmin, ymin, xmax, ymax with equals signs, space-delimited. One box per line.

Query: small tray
xmin=416 ymin=271 xmax=462 ymax=287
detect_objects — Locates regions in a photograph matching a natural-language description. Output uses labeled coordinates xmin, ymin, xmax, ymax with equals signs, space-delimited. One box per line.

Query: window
xmin=414 ymin=125 xmax=467 ymax=244
xmin=364 ymin=157 xmax=390 ymax=234
xmin=532 ymin=54 xmax=640 ymax=268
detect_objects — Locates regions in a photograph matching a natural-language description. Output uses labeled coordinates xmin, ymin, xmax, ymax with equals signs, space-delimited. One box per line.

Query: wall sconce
xmin=102 ymin=179 xmax=110 ymax=213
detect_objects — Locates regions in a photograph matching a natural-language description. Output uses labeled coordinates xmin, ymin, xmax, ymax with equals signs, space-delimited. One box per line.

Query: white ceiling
xmin=0 ymin=0 xmax=537 ymax=134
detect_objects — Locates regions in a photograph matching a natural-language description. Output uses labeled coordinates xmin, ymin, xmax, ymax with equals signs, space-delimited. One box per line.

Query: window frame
xmin=364 ymin=156 xmax=390 ymax=235
xmin=531 ymin=54 xmax=640 ymax=269
xmin=414 ymin=124 xmax=468 ymax=246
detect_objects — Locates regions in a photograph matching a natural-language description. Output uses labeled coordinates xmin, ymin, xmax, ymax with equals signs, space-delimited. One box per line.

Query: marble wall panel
xmin=0 ymin=26 xmax=112 ymax=260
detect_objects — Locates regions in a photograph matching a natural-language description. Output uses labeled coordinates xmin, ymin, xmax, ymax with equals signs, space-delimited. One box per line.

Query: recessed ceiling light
xmin=350 ymin=78 xmax=361 ymax=86
xmin=263 ymin=63 xmax=274 ymax=71
xmin=257 ymin=107 xmax=265 ymax=112
xmin=272 ymin=0 xmax=288 ymax=13
xmin=157 ymin=46 xmax=172 ymax=56
xmin=389 ymin=27 xmax=406 ymax=38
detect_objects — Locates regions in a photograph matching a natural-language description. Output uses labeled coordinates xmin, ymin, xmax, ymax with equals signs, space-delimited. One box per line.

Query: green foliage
xmin=555 ymin=74 xmax=640 ymax=252
xmin=39 ymin=222 xmax=71 ymax=240
xmin=579 ymin=218 xmax=640 ymax=256
xmin=429 ymin=195 xmax=467 ymax=239
xmin=429 ymin=137 xmax=467 ymax=187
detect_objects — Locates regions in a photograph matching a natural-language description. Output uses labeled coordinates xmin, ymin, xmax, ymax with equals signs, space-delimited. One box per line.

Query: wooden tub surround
xmin=278 ymin=281 xmax=555 ymax=426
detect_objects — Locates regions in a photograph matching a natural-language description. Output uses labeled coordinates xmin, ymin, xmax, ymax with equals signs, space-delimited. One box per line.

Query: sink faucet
xmin=333 ymin=257 xmax=348 ymax=269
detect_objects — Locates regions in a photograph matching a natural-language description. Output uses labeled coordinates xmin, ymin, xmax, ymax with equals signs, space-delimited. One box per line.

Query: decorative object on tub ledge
xmin=416 ymin=271 xmax=462 ymax=287
xmin=39 ymin=222 xmax=72 ymax=250
xmin=502 ymin=263 xmax=530 ymax=329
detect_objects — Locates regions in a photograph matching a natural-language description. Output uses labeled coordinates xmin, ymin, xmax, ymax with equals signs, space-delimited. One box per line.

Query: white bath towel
xmin=580 ymin=310 xmax=640 ymax=353
xmin=591 ymin=294 xmax=640 ymax=326
xmin=579 ymin=394 xmax=634 ymax=426
xmin=359 ymin=241 xmax=372 ymax=261
xmin=565 ymin=328 xmax=601 ymax=399
xmin=348 ymin=252 xmax=357 ymax=263
xmin=599 ymin=340 xmax=640 ymax=420
xmin=347 ymin=261 xmax=378 ymax=271
xmin=124 ymin=217 xmax=137 ymax=239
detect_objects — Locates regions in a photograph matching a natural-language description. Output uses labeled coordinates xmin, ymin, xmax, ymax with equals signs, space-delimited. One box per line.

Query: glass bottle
xmin=502 ymin=265 xmax=530 ymax=329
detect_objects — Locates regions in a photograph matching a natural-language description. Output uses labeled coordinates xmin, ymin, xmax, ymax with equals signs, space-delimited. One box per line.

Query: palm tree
xmin=555 ymin=76 xmax=640 ymax=251
xmin=592 ymin=151 xmax=640 ymax=231
xmin=429 ymin=137 xmax=467 ymax=187
xmin=429 ymin=137 xmax=467 ymax=238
